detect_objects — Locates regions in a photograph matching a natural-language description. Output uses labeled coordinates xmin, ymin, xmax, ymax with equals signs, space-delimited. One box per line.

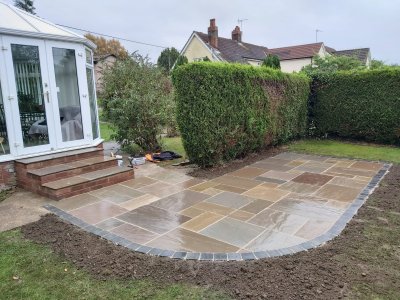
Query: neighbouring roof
xmin=195 ymin=31 xmax=268 ymax=63
xmin=267 ymin=43 xmax=327 ymax=61
xmin=0 ymin=1 xmax=95 ymax=49
xmin=194 ymin=32 xmax=329 ymax=62
xmin=192 ymin=29 xmax=370 ymax=65
xmin=93 ymin=53 xmax=117 ymax=63
xmin=331 ymin=48 xmax=370 ymax=64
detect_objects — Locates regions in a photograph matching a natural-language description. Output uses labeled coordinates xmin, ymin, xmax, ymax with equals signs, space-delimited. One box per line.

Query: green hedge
xmin=313 ymin=68 xmax=400 ymax=144
xmin=172 ymin=63 xmax=310 ymax=167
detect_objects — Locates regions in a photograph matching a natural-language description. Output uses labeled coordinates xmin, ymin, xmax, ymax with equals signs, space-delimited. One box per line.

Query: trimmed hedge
xmin=313 ymin=68 xmax=400 ymax=144
xmin=172 ymin=63 xmax=310 ymax=167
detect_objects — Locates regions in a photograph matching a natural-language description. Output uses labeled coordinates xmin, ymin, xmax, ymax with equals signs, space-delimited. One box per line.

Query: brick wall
xmin=0 ymin=161 xmax=16 ymax=186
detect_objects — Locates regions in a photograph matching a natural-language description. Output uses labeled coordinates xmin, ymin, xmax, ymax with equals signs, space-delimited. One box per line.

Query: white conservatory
xmin=0 ymin=2 xmax=101 ymax=162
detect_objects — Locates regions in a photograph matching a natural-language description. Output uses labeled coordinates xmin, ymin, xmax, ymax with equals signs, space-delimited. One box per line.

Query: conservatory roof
xmin=0 ymin=2 xmax=95 ymax=49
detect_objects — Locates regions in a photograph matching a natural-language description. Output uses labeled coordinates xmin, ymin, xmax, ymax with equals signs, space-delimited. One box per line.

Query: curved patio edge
xmin=43 ymin=163 xmax=391 ymax=262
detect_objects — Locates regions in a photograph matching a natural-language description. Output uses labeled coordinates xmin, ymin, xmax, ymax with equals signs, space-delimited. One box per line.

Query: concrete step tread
xmin=42 ymin=166 xmax=133 ymax=190
xmin=28 ymin=156 xmax=116 ymax=177
xmin=15 ymin=147 xmax=102 ymax=165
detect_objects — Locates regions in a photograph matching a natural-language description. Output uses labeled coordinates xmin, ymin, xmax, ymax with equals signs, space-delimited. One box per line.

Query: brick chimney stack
xmin=232 ymin=26 xmax=242 ymax=42
xmin=208 ymin=18 xmax=218 ymax=48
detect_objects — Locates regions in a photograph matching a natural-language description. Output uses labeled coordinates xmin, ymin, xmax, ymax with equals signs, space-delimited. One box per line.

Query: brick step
xmin=39 ymin=166 xmax=134 ymax=200
xmin=26 ymin=156 xmax=118 ymax=184
xmin=15 ymin=147 xmax=104 ymax=170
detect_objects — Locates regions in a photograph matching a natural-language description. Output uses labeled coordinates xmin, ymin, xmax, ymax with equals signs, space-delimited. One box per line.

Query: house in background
xmin=93 ymin=54 xmax=117 ymax=93
xmin=180 ymin=19 xmax=371 ymax=72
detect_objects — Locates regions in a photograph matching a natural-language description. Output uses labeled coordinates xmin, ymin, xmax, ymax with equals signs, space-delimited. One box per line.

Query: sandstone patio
xmin=46 ymin=152 xmax=389 ymax=260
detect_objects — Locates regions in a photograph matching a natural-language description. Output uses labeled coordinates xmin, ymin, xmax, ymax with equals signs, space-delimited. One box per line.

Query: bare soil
xmin=22 ymin=164 xmax=400 ymax=300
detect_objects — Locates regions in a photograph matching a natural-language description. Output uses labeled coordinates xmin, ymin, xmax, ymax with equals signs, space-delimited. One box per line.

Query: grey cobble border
xmin=43 ymin=161 xmax=391 ymax=262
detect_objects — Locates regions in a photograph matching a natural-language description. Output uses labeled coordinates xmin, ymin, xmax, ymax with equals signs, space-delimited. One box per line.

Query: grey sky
xmin=6 ymin=0 xmax=400 ymax=63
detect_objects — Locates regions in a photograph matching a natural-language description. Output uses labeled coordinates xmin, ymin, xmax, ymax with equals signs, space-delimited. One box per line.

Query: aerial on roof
xmin=0 ymin=1 xmax=95 ymax=48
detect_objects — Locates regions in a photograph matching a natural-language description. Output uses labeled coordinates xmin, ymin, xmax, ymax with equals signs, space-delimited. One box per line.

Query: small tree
xmin=302 ymin=54 xmax=364 ymax=75
xmin=157 ymin=47 xmax=180 ymax=73
xmin=14 ymin=0 xmax=35 ymax=14
xmin=101 ymin=53 xmax=174 ymax=152
xmin=370 ymin=59 xmax=386 ymax=69
xmin=84 ymin=34 xmax=128 ymax=59
xmin=262 ymin=54 xmax=281 ymax=69
xmin=175 ymin=55 xmax=188 ymax=68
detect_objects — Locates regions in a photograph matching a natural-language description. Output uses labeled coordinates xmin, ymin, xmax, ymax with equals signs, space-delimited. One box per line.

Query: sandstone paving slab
xmin=200 ymin=217 xmax=265 ymax=248
xmin=70 ymin=201 xmax=128 ymax=224
xmin=243 ymin=184 xmax=290 ymax=202
xmin=205 ymin=192 xmax=253 ymax=209
xmin=146 ymin=228 xmax=239 ymax=252
xmin=248 ymin=208 xmax=309 ymax=235
xmin=116 ymin=205 xmax=191 ymax=234
xmin=315 ymin=184 xmax=363 ymax=202
xmin=245 ymin=229 xmax=307 ymax=251
xmin=240 ymin=199 xmax=274 ymax=214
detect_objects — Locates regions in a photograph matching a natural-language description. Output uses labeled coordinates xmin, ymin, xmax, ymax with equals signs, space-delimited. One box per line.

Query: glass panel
xmin=86 ymin=68 xmax=99 ymax=139
xmin=11 ymin=44 xmax=49 ymax=147
xmin=0 ymin=79 xmax=10 ymax=155
xmin=52 ymin=48 xmax=84 ymax=142
xmin=85 ymin=49 xmax=92 ymax=65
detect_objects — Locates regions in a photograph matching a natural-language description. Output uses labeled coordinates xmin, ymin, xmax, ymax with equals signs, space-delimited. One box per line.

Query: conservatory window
xmin=85 ymin=48 xmax=99 ymax=139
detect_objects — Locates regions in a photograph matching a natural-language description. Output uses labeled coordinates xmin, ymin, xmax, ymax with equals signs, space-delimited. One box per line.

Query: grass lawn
xmin=0 ymin=230 xmax=225 ymax=300
xmin=99 ymin=122 xmax=114 ymax=142
xmin=289 ymin=139 xmax=400 ymax=164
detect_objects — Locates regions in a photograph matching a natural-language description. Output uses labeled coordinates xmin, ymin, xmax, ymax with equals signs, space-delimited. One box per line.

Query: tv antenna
xmin=315 ymin=29 xmax=323 ymax=42
xmin=237 ymin=18 xmax=248 ymax=29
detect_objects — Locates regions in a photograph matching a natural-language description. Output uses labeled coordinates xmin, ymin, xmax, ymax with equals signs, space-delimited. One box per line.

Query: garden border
xmin=43 ymin=158 xmax=391 ymax=262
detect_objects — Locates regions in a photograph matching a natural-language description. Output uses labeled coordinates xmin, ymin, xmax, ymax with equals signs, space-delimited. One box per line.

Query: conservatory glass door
xmin=3 ymin=36 xmax=56 ymax=155
xmin=46 ymin=41 xmax=91 ymax=149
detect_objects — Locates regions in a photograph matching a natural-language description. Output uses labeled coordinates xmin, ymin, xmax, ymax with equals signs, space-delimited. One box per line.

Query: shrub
xmin=312 ymin=67 xmax=400 ymax=144
xmin=262 ymin=54 xmax=281 ymax=69
xmin=100 ymin=53 xmax=174 ymax=151
xmin=172 ymin=63 xmax=310 ymax=167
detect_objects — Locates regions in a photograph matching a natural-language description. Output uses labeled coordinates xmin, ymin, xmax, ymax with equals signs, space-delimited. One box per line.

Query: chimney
xmin=232 ymin=26 xmax=242 ymax=43
xmin=208 ymin=18 xmax=218 ymax=48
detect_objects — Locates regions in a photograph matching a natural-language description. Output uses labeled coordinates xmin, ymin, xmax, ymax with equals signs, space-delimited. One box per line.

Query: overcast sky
xmin=6 ymin=0 xmax=400 ymax=64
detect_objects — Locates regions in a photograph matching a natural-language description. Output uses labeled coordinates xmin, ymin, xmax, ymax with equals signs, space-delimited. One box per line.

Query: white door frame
xmin=2 ymin=35 xmax=56 ymax=156
xmin=45 ymin=40 xmax=91 ymax=149
xmin=0 ymin=35 xmax=17 ymax=160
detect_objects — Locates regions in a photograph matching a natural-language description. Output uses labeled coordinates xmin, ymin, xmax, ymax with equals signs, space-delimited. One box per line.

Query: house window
xmin=85 ymin=48 xmax=99 ymax=139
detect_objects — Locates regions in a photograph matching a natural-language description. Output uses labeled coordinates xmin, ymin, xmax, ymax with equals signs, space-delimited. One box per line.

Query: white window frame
xmin=85 ymin=47 xmax=100 ymax=141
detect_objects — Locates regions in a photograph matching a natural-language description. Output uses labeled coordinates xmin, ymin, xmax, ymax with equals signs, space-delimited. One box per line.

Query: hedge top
xmin=172 ymin=61 xmax=310 ymax=81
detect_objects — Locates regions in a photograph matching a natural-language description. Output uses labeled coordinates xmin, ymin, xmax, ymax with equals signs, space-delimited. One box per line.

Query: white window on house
xmin=85 ymin=48 xmax=99 ymax=140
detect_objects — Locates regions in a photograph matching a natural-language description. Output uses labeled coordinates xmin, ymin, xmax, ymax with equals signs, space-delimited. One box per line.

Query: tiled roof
xmin=93 ymin=54 xmax=116 ymax=63
xmin=267 ymin=43 xmax=325 ymax=60
xmin=331 ymin=48 xmax=370 ymax=64
xmin=193 ymin=30 xmax=369 ymax=65
xmin=195 ymin=31 xmax=268 ymax=62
